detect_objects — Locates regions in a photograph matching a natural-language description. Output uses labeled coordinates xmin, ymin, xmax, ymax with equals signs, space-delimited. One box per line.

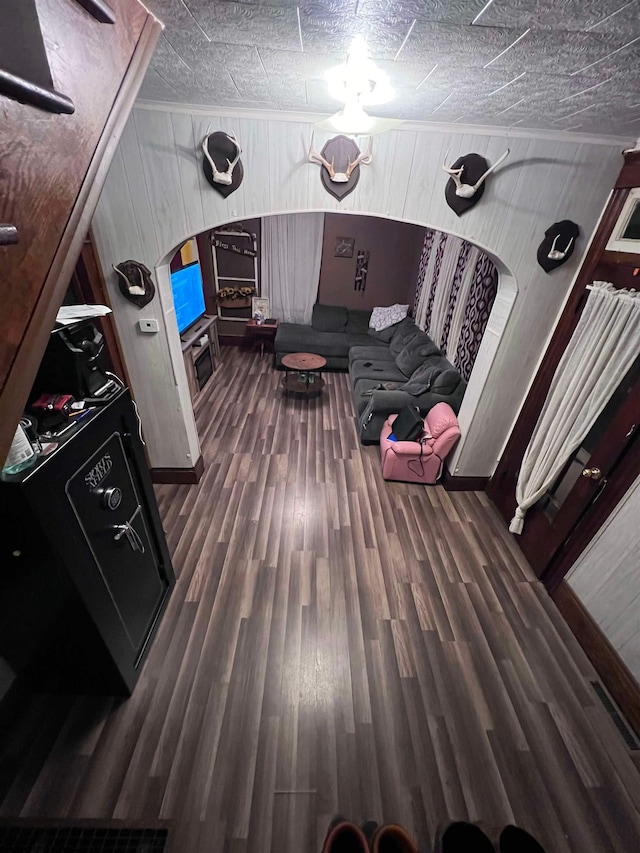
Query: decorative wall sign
xmin=113 ymin=260 xmax=156 ymax=308
xmin=537 ymin=220 xmax=580 ymax=272
xmin=354 ymin=249 xmax=370 ymax=292
xmin=335 ymin=236 xmax=355 ymax=258
xmin=213 ymin=237 xmax=256 ymax=257
xmin=308 ymin=135 xmax=373 ymax=201
xmin=442 ymin=150 xmax=510 ymax=216
xmin=202 ymin=131 xmax=244 ymax=198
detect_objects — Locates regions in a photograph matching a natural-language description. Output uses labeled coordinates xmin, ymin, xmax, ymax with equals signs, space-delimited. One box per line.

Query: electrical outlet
xmin=138 ymin=318 xmax=159 ymax=333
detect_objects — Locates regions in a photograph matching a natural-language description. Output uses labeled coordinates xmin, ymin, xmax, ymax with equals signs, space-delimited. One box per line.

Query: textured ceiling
xmin=139 ymin=0 xmax=640 ymax=138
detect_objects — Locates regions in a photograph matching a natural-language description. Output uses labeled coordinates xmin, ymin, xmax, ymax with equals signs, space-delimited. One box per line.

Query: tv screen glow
xmin=171 ymin=263 xmax=205 ymax=333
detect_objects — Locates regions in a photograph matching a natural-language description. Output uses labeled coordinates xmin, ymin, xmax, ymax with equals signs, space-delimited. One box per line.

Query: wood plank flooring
xmin=2 ymin=347 xmax=640 ymax=852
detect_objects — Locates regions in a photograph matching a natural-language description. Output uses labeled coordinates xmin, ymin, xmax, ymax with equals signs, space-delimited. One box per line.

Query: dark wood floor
xmin=2 ymin=347 xmax=640 ymax=853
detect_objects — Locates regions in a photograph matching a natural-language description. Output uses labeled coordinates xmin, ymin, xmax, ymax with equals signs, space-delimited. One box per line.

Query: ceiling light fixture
xmin=325 ymin=35 xmax=394 ymax=108
xmin=321 ymin=35 xmax=396 ymax=134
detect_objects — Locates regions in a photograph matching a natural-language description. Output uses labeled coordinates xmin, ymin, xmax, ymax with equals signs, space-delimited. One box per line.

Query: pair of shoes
xmin=433 ymin=822 xmax=545 ymax=852
xmin=322 ymin=817 xmax=417 ymax=853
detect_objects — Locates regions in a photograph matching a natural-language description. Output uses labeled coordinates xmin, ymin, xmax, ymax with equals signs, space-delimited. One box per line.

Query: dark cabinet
xmin=0 ymin=390 xmax=174 ymax=695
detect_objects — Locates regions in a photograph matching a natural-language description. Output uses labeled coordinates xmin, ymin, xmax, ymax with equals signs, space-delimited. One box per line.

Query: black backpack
xmin=392 ymin=405 xmax=423 ymax=441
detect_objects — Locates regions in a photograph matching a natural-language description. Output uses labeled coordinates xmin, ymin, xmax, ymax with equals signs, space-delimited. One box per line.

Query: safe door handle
xmin=112 ymin=506 xmax=145 ymax=553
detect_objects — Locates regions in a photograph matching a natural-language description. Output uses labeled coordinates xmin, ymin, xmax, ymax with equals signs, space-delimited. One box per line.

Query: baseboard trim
xmin=441 ymin=470 xmax=489 ymax=491
xmin=151 ymin=455 xmax=204 ymax=484
xmin=552 ymin=580 xmax=640 ymax=739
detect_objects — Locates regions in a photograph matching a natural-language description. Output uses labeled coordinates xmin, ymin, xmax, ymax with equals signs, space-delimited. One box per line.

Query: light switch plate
xmin=138 ymin=318 xmax=159 ymax=333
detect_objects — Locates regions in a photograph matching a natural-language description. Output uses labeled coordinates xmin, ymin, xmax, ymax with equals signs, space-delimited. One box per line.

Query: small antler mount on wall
xmin=442 ymin=149 xmax=510 ymax=216
xmin=308 ymin=134 xmax=373 ymax=201
xmin=201 ymin=130 xmax=244 ymax=198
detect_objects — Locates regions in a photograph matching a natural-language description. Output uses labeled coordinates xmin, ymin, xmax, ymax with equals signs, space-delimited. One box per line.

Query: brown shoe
xmin=496 ymin=825 xmax=545 ymax=853
xmin=368 ymin=823 xmax=417 ymax=853
xmin=432 ymin=822 xmax=494 ymax=853
xmin=322 ymin=817 xmax=369 ymax=853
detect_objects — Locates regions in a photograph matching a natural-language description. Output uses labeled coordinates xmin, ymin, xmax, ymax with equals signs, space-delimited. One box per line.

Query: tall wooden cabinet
xmin=0 ymin=0 xmax=163 ymax=464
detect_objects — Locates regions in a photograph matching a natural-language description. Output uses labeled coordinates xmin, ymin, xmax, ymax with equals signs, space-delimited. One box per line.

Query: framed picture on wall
xmin=252 ymin=296 xmax=270 ymax=318
xmin=606 ymin=188 xmax=640 ymax=254
xmin=335 ymin=237 xmax=355 ymax=258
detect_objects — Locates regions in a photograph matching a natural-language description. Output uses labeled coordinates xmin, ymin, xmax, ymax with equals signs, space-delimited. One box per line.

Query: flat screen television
xmin=171 ymin=262 xmax=206 ymax=334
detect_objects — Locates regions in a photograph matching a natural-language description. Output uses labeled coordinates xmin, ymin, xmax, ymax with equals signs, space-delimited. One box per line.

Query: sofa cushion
xmin=346 ymin=309 xmax=371 ymax=335
xmin=353 ymin=378 xmax=404 ymax=410
xmin=349 ymin=346 xmax=396 ymax=365
xmin=389 ymin=318 xmax=422 ymax=356
xmin=346 ymin=333 xmax=384 ymax=350
xmin=276 ymin=323 xmax=349 ymax=357
xmin=350 ymin=360 xmax=407 ymax=384
xmin=368 ymin=323 xmax=398 ymax=343
xmin=312 ymin=304 xmax=347 ymax=332
xmin=395 ymin=337 xmax=441 ymax=376
xmin=275 ymin=322 xmax=314 ymax=352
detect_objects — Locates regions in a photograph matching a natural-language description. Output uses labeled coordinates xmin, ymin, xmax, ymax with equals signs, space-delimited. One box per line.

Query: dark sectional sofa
xmin=275 ymin=305 xmax=466 ymax=444
xmin=274 ymin=304 xmax=384 ymax=371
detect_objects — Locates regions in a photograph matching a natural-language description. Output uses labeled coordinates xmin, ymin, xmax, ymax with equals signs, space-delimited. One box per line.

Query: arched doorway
xmin=157 ymin=211 xmax=518 ymax=477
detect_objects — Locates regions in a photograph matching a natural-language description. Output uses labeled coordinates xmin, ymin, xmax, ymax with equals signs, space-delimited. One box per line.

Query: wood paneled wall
xmin=91 ymin=105 xmax=626 ymax=471
xmin=318 ymin=213 xmax=424 ymax=310
xmin=567 ymin=475 xmax=640 ymax=681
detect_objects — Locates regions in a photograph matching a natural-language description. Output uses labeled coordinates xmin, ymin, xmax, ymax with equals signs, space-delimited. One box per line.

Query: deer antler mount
xmin=308 ymin=134 xmax=373 ymax=202
xmin=442 ymin=150 xmax=509 ymax=216
xmin=201 ymin=130 xmax=244 ymax=198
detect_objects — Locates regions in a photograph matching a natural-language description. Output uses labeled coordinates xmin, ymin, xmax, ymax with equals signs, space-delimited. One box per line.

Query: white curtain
xmin=510 ymin=281 xmax=640 ymax=534
xmin=260 ymin=213 xmax=324 ymax=324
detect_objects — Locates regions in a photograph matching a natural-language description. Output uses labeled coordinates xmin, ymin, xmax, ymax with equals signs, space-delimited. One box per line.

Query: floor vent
xmin=591 ymin=680 xmax=640 ymax=751
xmin=0 ymin=826 xmax=168 ymax=853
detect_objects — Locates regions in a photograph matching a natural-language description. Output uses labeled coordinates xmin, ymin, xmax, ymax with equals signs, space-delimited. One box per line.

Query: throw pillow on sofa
xmin=312 ymin=304 xmax=347 ymax=332
xmin=395 ymin=336 xmax=440 ymax=375
xmin=369 ymin=304 xmax=409 ymax=331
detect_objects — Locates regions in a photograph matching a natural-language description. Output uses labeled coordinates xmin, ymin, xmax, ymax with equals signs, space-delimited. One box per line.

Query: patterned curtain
xmin=414 ymin=228 xmax=498 ymax=382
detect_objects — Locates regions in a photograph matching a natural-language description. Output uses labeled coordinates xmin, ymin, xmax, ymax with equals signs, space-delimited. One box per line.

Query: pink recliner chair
xmin=379 ymin=403 xmax=461 ymax=484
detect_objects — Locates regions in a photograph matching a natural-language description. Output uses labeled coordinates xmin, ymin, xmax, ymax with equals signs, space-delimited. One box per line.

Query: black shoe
xmin=322 ymin=817 xmax=369 ymax=853
xmin=368 ymin=823 xmax=417 ymax=853
xmin=432 ymin=822 xmax=494 ymax=853
xmin=497 ymin=825 xmax=545 ymax=853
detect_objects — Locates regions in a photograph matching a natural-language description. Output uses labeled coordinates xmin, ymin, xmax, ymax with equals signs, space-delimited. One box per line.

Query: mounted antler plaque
xmin=537 ymin=220 xmax=580 ymax=273
xmin=308 ymin=134 xmax=373 ymax=202
xmin=443 ymin=150 xmax=509 ymax=216
xmin=202 ymin=131 xmax=244 ymax=198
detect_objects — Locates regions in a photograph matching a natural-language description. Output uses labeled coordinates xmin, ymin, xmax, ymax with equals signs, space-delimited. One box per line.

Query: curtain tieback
xmin=509 ymin=506 xmax=526 ymax=535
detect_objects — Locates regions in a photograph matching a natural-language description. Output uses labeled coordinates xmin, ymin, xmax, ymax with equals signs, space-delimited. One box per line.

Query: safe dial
xmin=97 ymin=485 xmax=122 ymax=510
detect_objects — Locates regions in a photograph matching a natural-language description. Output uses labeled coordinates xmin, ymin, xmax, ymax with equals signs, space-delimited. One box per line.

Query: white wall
xmin=91 ymin=104 xmax=628 ymax=473
xmin=567 ymin=476 xmax=640 ymax=681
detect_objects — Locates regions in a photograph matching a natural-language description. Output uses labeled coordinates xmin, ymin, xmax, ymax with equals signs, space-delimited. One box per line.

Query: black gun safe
xmin=0 ymin=389 xmax=175 ymax=695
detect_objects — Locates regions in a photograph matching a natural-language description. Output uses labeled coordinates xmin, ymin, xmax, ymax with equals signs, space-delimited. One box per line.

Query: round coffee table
xmin=281 ymin=352 xmax=327 ymax=399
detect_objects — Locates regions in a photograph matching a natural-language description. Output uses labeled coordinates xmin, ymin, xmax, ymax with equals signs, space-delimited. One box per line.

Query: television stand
xmin=181 ymin=315 xmax=220 ymax=401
